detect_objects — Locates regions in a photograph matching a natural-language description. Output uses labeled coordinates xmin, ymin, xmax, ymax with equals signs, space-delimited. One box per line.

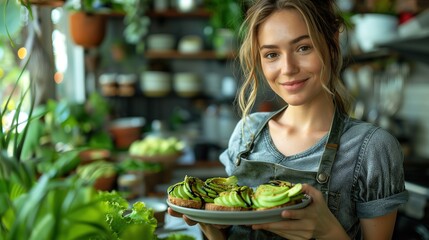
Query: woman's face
xmin=258 ymin=9 xmax=326 ymax=107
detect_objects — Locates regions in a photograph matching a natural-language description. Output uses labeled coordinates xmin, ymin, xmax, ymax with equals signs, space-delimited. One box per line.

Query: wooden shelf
xmin=104 ymin=8 xmax=211 ymax=19
xmin=28 ymin=0 xmax=65 ymax=7
xmin=147 ymin=8 xmax=211 ymax=18
xmin=145 ymin=50 xmax=235 ymax=60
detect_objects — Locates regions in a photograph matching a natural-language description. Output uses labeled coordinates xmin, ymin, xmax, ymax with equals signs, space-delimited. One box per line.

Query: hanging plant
xmin=122 ymin=0 xmax=151 ymax=53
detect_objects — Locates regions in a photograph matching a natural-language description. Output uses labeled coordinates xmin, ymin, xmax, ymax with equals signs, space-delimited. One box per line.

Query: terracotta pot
xmin=94 ymin=174 xmax=117 ymax=191
xmin=69 ymin=12 xmax=107 ymax=48
xmin=110 ymin=126 xmax=142 ymax=149
xmin=109 ymin=117 xmax=145 ymax=149
xmin=79 ymin=149 xmax=111 ymax=165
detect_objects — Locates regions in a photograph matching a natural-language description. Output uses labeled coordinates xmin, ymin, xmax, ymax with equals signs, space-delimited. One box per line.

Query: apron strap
xmin=235 ymin=106 xmax=287 ymax=166
xmin=316 ymin=108 xmax=346 ymax=201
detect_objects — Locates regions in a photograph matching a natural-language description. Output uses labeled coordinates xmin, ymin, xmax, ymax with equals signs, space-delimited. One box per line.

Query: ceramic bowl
xmin=140 ymin=71 xmax=171 ymax=96
xmin=147 ymin=34 xmax=175 ymax=51
xmin=173 ymin=72 xmax=201 ymax=97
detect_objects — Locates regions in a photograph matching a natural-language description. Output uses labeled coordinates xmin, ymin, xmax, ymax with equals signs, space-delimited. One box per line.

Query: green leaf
xmin=0 ymin=0 xmax=22 ymax=42
xmin=29 ymin=212 xmax=54 ymax=240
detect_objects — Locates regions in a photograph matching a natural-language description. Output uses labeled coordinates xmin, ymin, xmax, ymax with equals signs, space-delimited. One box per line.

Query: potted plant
xmin=204 ymin=0 xmax=246 ymax=56
xmin=65 ymin=0 xmax=123 ymax=48
xmin=0 ymin=85 xmax=197 ymax=239
xmin=0 ymin=74 xmax=159 ymax=239
xmin=351 ymin=0 xmax=398 ymax=52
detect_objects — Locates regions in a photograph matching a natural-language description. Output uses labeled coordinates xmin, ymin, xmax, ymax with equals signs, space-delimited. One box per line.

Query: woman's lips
xmin=280 ymin=79 xmax=307 ymax=91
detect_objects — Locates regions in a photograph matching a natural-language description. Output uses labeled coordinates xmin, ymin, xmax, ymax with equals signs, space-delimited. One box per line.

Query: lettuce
xmin=99 ymin=191 xmax=157 ymax=240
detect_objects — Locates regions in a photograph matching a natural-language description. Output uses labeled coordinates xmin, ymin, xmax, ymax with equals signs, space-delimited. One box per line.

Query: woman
xmin=169 ymin=0 xmax=408 ymax=239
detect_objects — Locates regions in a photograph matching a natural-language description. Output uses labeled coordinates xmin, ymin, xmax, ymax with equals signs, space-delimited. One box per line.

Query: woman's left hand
xmin=252 ymin=184 xmax=350 ymax=240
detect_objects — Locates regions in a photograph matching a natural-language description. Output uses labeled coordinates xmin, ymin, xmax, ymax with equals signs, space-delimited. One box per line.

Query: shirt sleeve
xmin=353 ymin=127 xmax=409 ymax=218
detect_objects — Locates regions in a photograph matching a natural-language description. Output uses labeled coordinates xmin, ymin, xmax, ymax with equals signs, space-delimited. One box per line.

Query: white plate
xmin=167 ymin=195 xmax=311 ymax=225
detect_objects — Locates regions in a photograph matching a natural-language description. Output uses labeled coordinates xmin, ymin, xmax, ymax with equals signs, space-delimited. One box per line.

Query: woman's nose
xmin=282 ymin=54 xmax=298 ymax=75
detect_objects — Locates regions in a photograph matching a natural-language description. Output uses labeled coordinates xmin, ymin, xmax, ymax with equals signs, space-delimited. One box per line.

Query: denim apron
xmin=227 ymin=107 xmax=345 ymax=239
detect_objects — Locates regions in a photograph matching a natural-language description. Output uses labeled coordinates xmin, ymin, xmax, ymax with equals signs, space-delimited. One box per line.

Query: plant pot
xmin=69 ymin=12 xmax=107 ymax=49
xmin=94 ymin=174 xmax=117 ymax=191
xmin=109 ymin=117 xmax=145 ymax=149
xmin=79 ymin=148 xmax=111 ymax=165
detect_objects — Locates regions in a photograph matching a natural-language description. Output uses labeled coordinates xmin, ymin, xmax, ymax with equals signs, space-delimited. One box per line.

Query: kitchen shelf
xmin=344 ymin=48 xmax=393 ymax=66
xmin=98 ymin=8 xmax=211 ymax=19
xmin=379 ymin=32 xmax=429 ymax=65
xmin=344 ymin=31 xmax=429 ymax=66
xmin=145 ymin=50 xmax=235 ymax=60
xmin=147 ymin=8 xmax=212 ymax=18
xmin=28 ymin=0 xmax=65 ymax=7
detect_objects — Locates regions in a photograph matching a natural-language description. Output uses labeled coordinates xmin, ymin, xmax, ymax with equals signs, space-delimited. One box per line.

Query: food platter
xmin=167 ymin=195 xmax=311 ymax=225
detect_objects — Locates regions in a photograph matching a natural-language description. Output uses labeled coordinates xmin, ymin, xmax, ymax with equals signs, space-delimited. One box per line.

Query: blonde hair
xmin=237 ymin=0 xmax=351 ymax=118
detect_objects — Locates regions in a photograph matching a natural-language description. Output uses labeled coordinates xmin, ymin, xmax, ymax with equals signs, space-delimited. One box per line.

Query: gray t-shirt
xmin=219 ymin=111 xmax=409 ymax=239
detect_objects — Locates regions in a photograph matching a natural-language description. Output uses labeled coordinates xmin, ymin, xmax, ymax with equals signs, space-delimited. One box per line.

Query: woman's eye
xmin=264 ymin=52 xmax=278 ymax=59
xmin=298 ymin=45 xmax=311 ymax=53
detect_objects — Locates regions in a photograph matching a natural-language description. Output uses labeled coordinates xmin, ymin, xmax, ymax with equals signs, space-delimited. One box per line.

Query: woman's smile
xmin=279 ymin=79 xmax=308 ymax=92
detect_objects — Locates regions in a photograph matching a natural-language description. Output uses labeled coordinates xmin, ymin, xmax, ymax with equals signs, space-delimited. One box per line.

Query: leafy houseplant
xmin=204 ymin=0 xmax=246 ymax=55
xmin=121 ymin=0 xmax=151 ymax=53
xmin=0 ymin=88 xmax=194 ymax=239
xmin=19 ymin=91 xmax=115 ymax=175
xmin=0 ymin=72 xmax=160 ymax=240
xmin=1 ymin=2 xmax=198 ymax=239
xmin=364 ymin=0 xmax=396 ymax=14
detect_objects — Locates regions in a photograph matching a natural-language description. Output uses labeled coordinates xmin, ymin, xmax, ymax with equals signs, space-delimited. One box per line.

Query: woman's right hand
xmin=167 ymin=207 xmax=230 ymax=240
xmin=167 ymin=207 xmax=198 ymax=226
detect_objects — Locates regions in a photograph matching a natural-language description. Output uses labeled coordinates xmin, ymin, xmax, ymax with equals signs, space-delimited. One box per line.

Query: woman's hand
xmin=252 ymin=184 xmax=350 ymax=240
xmin=167 ymin=207 xmax=231 ymax=240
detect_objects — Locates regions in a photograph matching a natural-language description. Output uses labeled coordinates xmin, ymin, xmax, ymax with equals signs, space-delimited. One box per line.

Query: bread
xmin=205 ymin=202 xmax=251 ymax=211
xmin=168 ymin=195 xmax=204 ymax=209
xmin=167 ymin=176 xmax=207 ymax=209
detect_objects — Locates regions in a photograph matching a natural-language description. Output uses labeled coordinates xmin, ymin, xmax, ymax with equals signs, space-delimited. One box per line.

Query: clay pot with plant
xmin=66 ymin=0 xmax=123 ymax=48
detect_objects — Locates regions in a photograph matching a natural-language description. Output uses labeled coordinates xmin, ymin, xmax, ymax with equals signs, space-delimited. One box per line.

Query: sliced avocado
xmin=286 ymin=183 xmax=302 ymax=197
